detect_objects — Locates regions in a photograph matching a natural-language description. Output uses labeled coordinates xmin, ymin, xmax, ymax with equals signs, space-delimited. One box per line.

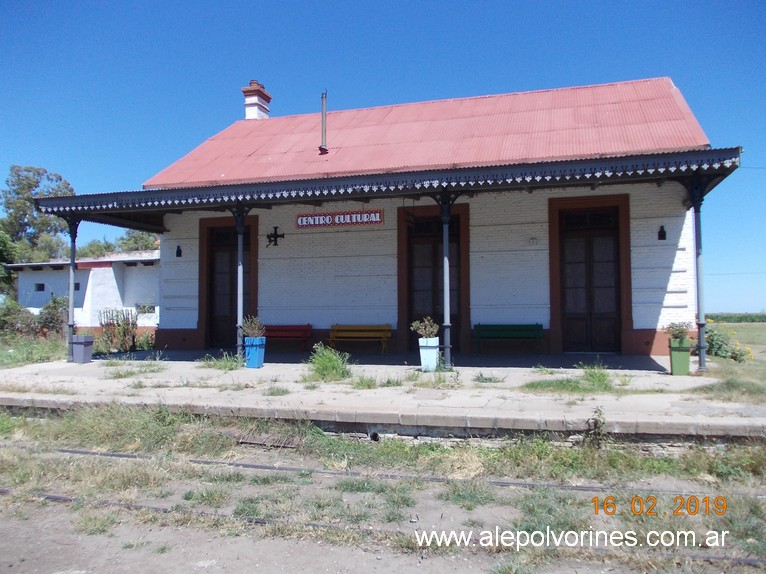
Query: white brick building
xmin=7 ymin=251 xmax=160 ymax=330
xmin=36 ymin=78 xmax=740 ymax=357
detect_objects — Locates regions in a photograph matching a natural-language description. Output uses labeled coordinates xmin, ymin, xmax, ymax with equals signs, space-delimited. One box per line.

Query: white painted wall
xmin=160 ymin=212 xmax=205 ymax=329
xmin=259 ymin=199 xmax=398 ymax=327
xmin=16 ymin=261 xmax=160 ymax=328
xmin=159 ymin=183 xmax=697 ymax=334
xmin=468 ymin=192 xmax=550 ymax=326
xmin=627 ymin=182 xmax=697 ymax=328
xmin=17 ymin=267 xmax=88 ymax=311
xmin=160 ymin=202 xmax=399 ymax=330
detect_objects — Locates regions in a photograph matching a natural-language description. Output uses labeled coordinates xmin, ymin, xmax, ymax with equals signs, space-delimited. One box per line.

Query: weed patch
xmin=513 ymin=488 xmax=590 ymax=533
xmin=438 ymin=480 xmax=495 ymax=510
xmin=303 ymin=343 xmax=352 ymax=382
xmin=182 ymin=487 xmax=230 ymax=507
xmin=380 ymin=378 xmax=402 ymax=387
xmin=472 ymin=372 xmax=505 ymax=384
xmin=352 ymin=376 xmax=377 ymax=390
xmin=74 ymin=508 xmax=120 ymax=535
xmin=196 ymin=352 xmax=244 ymax=372
xmin=0 ymin=334 xmax=66 ymax=368
xmin=522 ymin=362 xmax=613 ymax=393
xmin=263 ymin=385 xmax=290 ymax=396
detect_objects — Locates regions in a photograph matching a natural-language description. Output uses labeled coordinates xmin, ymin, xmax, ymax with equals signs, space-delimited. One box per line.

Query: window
xmin=74 ymin=282 xmax=80 ymax=291
xmin=34 ymin=283 xmax=45 ymax=292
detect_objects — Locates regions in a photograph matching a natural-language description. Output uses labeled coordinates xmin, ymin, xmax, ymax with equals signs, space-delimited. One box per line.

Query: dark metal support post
xmin=690 ymin=181 xmax=707 ymax=372
xmin=65 ymin=219 xmax=80 ymax=362
xmin=431 ymin=190 xmax=460 ymax=369
xmin=231 ymin=206 xmax=250 ymax=357
xmin=440 ymin=198 xmax=452 ymax=369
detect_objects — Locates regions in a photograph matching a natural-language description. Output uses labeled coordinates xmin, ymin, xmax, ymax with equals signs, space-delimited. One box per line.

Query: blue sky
xmin=1 ymin=0 xmax=764 ymax=312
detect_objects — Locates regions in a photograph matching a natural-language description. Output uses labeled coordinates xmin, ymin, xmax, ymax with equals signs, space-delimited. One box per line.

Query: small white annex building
xmin=36 ymin=78 xmax=740 ymax=362
xmin=7 ymin=251 xmax=160 ymax=330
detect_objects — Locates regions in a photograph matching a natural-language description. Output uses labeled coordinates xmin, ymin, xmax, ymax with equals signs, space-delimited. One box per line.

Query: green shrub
xmin=305 ymin=343 xmax=352 ymax=381
xmin=36 ymin=295 xmax=68 ymax=335
xmin=135 ymin=331 xmax=155 ymax=351
xmin=704 ymin=325 xmax=752 ymax=363
xmin=98 ymin=309 xmax=138 ymax=352
xmin=0 ymin=299 xmax=36 ymax=335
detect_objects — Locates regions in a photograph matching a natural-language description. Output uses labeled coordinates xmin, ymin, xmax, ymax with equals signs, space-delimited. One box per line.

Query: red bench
xmin=264 ymin=324 xmax=313 ymax=351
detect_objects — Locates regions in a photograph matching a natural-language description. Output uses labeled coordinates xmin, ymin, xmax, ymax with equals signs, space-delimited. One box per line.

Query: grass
xmin=380 ymin=378 xmax=402 ymax=387
xmin=334 ymin=477 xmax=389 ymax=494
xmin=74 ymin=508 xmax=120 ymax=535
xmin=437 ymin=480 xmax=496 ymax=510
xmin=196 ymin=351 xmax=244 ymax=372
xmin=250 ymin=474 xmax=294 ymax=486
xmin=303 ymin=343 xmax=352 ymax=382
xmin=352 ymin=376 xmax=377 ymax=389
xmin=103 ymin=354 xmax=167 ymax=379
xmin=512 ymin=488 xmax=590 ymax=533
xmin=0 ymin=383 xmax=76 ymax=395
xmin=4 ymin=404 xmax=766 ymax=486
xmin=24 ymin=403 xmax=236 ymax=457
xmin=716 ymin=321 xmax=766 ymax=345
xmin=413 ymin=371 xmax=461 ymax=389
xmin=691 ymin=376 xmax=766 ymax=403
xmin=263 ymin=385 xmax=290 ymax=396
xmin=0 ymin=334 xmax=67 ymax=368
xmin=472 ymin=372 xmax=505 ymax=384
xmin=0 ymin=412 xmax=17 ymax=435
xmin=694 ymin=323 xmax=766 ymax=404
xmin=522 ymin=361 xmax=613 ymax=393
xmin=182 ymin=487 xmax=230 ymax=507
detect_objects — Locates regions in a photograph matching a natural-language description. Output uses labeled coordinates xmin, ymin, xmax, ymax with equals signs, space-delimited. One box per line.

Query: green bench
xmin=472 ymin=323 xmax=543 ymax=353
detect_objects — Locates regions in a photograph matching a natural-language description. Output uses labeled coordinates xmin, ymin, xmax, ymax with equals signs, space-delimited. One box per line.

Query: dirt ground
xmin=1 ymin=444 xmax=762 ymax=574
xmin=0 ymin=503 xmax=499 ymax=574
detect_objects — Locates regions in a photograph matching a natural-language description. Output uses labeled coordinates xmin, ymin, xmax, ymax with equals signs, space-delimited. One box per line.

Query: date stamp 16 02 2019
xmin=592 ymin=495 xmax=727 ymax=517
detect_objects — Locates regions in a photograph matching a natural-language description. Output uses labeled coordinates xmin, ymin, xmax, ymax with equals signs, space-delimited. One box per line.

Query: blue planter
xmin=245 ymin=336 xmax=266 ymax=368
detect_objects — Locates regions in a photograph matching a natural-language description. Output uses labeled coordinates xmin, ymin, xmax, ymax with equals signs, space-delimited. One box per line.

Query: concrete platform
xmin=0 ymin=352 xmax=764 ymax=440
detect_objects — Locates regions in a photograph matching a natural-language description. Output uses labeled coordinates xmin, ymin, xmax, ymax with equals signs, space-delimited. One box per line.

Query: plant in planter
xmin=242 ymin=316 xmax=266 ymax=368
xmin=410 ymin=316 xmax=439 ymax=372
xmin=663 ymin=321 xmax=693 ymax=375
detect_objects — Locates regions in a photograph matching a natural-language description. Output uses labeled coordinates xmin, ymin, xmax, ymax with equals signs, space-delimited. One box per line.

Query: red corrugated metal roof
xmin=144 ymin=77 xmax=710 ymax=190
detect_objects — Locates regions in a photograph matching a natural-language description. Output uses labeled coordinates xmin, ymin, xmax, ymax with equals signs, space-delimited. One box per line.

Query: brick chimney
xmin=241 ymin=80 xmax=272 ymax=120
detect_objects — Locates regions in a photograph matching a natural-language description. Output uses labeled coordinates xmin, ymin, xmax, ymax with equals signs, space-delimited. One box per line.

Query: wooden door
xmin=561 ymin=210 xmax=620 ymax=352
xmin=208 ymin=228 xmax=251 ymax=348
xmin=408 ymin=219 xmax=460 ymax=350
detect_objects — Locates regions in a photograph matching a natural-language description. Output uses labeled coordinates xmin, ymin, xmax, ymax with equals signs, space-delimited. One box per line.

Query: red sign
xmin=296 ymin=209 xmax=384 ymax=229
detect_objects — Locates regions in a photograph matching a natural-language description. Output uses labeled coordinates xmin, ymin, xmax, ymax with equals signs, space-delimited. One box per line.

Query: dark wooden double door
xmin=208 ymin=228 xmax=252 ymax=348
xmin=560 ymin=209 xmax=621 ymax=353
xmin=407 ymin=218 xmax=460 ymax=350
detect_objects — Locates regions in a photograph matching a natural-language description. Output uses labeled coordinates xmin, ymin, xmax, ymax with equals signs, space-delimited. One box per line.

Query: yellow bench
xmin=329 ymin=324 xmax=392 ymax=353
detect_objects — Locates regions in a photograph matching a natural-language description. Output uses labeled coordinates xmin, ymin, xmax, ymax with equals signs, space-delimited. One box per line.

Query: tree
xmin=0 ymin=229 xmax=16 ymax=293
xmin=116 ymin=229 xmax=158 ymax=252
xmin=77 ymin=238 xmax=116 ymax=259
xmin=16 ymin=233 xmax=68 ymax=262
xmin=1 ymin=166 xmax=75 ymax=244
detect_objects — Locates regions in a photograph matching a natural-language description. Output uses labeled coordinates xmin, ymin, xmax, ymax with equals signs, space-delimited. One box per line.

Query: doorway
xmin=560 ymin=208 xmax=621 ymax=352
xmin=407 ymin=218 xmax=461 ymax=350
xmin=208 ymin=228 xmax=251 ymax=348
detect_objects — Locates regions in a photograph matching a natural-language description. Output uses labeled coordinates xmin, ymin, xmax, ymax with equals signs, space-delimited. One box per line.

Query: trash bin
xmin=72 ymin=335 xmax=94 ymax=364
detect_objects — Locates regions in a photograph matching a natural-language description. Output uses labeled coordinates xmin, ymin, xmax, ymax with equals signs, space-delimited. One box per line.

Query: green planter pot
xmin=669 ymin=338 xmax=691 ymax=376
